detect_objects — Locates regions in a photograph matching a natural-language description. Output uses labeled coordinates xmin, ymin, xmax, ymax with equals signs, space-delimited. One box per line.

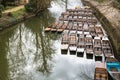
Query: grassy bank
xmin=0 ymin=7 xmax=35 ymax=31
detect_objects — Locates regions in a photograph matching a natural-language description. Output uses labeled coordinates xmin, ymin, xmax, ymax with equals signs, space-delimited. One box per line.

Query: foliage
xmin=25 ymin=0 xmax=51 ymax=14
xmin=0 ymin=5 xmax=4 ymax=18
xmin=112 ymin=0 xmax=120 ymax=10
xmin=24 ymin=3 xmax=35 ymax=12
xmin=11 ymin=8 xmax=25 ymax=17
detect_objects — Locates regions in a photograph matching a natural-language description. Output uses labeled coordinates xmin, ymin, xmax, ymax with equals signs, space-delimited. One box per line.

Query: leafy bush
xmin=0 ymin=5 xmax=4 ymax=18
xmin=112 ymin=0 xmax=120 ymax=10
xmin=24 ymin=3 xmax=35 ymax=12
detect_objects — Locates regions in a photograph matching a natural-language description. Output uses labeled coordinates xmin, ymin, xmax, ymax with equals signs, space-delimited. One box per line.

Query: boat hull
xmin=61 ymin=44 xmax=69 ymax=54
xmin=69 ymin=46 xmax=77 ymax=55
xmin=106 ymin=58 xmax=120 ymax=80
xmin=95 ymin=55 xmax=103 ymax=62
xmin=86 ymin=53 xmax=93 ymax=59
xmin=77 ymin=48 xmax=84 ymax=57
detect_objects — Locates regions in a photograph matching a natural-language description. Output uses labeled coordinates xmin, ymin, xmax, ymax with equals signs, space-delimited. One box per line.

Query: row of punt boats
xmin=44 ymin=7 xmax=120 ymax=80
xmin=45 ymin=20 xmax=104 ymax=36
xmin=61 ymin=29 xmax=113 ymax=61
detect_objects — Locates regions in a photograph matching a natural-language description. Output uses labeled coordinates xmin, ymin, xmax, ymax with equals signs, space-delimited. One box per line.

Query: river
xmin=0 ymin=0 xmax=95 ymax=80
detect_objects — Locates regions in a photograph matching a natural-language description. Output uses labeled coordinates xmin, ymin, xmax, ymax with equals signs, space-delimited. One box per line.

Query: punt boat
xmin=77 ymin=22 xmax=83 ymax=35
xmin=102 ymin=36 xmax=114 ymax=58
xmin=95 ymin=25 xmax=104 ymax=37
xmin=77 ymin=34 xmax=85 ymax=57
xmin=89 ymin=24 xmax=96 ymax=39
xmin=61 ymin=31 xmax=69 ymax=54
xmin=57 ymin=21 xmax=64 ymax=33
xmin=94 ymin=62 xmax=108 ymax=80
xmin=106 ymin=57 xmax=120 ymax=80
xmin=83 ymin=23 xmax=90 ymax=36
xmin=66 ymin=21 xmax=73 ymax=30
xmin=44 ymin=25 xmax=52 ymax=32
xmin=51 ymin=22 xmax=59 ymax=32
xmin=69 ymin=33 xmax=77 ymax=55
xmin=94 ymin=37 xmax=103 ymax=62
xmin=71 ymin=22 xmax=78 ymax=31
xmin=57 ymin=21 xmax=68 ymax=33
xmin=85 ymin=34 xmax=94 ymax=59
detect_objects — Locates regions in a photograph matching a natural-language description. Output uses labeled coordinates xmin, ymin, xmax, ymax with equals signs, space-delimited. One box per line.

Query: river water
xmin=0 ymin=0 xmax=95 ymax=80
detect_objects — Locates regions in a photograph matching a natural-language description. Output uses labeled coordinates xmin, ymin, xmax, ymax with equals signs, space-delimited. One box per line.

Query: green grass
xmin=11 ymin=8 xmax=26 ymax=17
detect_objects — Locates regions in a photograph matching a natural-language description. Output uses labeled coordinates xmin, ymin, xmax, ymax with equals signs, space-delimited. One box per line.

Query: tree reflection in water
xmin=6 ymin=10 xmax=57 ymax=80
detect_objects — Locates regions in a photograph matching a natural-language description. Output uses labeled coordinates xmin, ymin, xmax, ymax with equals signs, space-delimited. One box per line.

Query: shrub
xmin=112 ymin=0 xmax=120 ymax=10
xmin=0 ymin=5 xmax=4 ymax=18
xmin=24 ymin=3 xmax=35 ymax=12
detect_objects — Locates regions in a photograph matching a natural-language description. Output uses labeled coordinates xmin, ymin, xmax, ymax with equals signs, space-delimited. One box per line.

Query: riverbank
xmin=0 ymin=7 xmax=35 ymax=31
xmin=81 ymin=0 xmax=120 ymax=61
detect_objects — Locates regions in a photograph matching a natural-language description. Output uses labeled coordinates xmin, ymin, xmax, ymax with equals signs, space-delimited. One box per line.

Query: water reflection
xmin=0 ymin=0 xmax=95 ymax=80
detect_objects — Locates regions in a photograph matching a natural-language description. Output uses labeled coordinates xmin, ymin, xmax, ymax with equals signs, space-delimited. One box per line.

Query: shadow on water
xmin=0 ymin=25 xmax=19 ymax=80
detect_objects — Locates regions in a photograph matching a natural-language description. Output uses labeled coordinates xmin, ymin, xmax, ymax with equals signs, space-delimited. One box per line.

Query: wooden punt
xmin=94 ymin=37 xmax=103 ymax=62
xmin=83 ymin=23 xmax=90 ymax=36
xmin=94 ymin=62 xmax=108 ymax=80
xmin=61 ymin=22 xmax=67 ymax=29
xmin=57 ymin=21 xmax=64 ymax=33
xmin=106 ymin=57 xmax=120 ymax=80
xmin=85 ymin=35 xmax=94 ymax=59
xmin=63 ymin=15 xmax=69 ymax=21
xmin=67 ymin=8 xmax=93 ymax=13
xmin=73 ymin=11 xmax=78 ymax=18
xmin=77 ymin=22 xmax=83 ymax=31
xmin=69 ymin=33 xmax=77 ymax=55
xmin=102 ymin=36 xmax=114 ymax=58
xmin=51 ymin=22 xmax=59 ymax=32
xmin=83 ymin=22 xmax=89 ymax=32
xmin=89 ymin=25 xmax=96 ymax=39
xmin=59 ymin=16 xmax=64 ymax=21
xmin=61 ymin=12 xmax=69 ymax=15
xmin=59 ymin=15 xmax=68 ymax=21
xmin=87 ymin=18 xmax=97 ymax=24
xmin=77 ymin=13 xmax=93 ymax=17
xmin=44 ymin=25 xmax=52 ymax=32
xmin=61 ymin=32 xmax=69 ymax=54
xmin=78 ymin=15 xmax=83 ymax=19
xmin=77 ymin=34 xmax=85 ymax=57
xmin=66 ymin=21 xmax=73 ymax=30
xmin=95 ymin=25 xmax=104 ymax=37
xmin=71 ymin=22 xmax=78 ymax=31
xmin=68 ymin=15 xmax=73 ymax=21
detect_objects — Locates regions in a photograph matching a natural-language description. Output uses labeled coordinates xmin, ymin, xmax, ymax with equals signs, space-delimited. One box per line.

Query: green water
xmin=0 ymin=0 xmax=95 ymax=80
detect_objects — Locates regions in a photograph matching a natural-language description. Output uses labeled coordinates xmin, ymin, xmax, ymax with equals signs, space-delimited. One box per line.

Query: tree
xmin=25 ymin=0 xmax=51 ymax=15
xmin=0 ymin=4 xmax=4 ymax=18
